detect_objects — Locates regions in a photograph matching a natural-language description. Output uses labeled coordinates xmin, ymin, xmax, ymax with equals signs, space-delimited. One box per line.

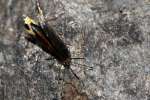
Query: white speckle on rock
xmin=97 ymin=90 xmax=102 ymax=97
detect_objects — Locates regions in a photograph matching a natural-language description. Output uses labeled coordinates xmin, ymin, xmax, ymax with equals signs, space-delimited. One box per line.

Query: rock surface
xmin=0 ymin=0 xmax=150 ymax=100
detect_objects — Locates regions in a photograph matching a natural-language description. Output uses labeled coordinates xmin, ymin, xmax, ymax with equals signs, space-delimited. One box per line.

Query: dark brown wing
xmin=25 ymin=23 xmax=55 ymax=54
xmin=39 ymin=22 xmax=71 ymax=66
xmin=25 ymin=22 xmax=71 ymax=67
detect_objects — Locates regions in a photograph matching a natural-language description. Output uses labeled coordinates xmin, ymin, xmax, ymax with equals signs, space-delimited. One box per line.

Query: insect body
xmin=23 ymin=0 xmax=81 ymax=80
xmin=24 ymin=16 xmax=71 ymax=68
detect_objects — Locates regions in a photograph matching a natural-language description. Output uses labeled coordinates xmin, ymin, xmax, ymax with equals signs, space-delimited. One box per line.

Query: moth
xmin=23 ymin=0 xmax=80 ymax=80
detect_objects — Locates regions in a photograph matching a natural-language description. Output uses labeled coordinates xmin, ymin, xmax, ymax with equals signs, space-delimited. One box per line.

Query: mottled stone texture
xmin=0 ymin=0 xmax=150 ymax=100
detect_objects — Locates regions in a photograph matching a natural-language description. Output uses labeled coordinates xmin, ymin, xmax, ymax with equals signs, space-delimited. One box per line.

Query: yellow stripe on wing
xmin=24 ymin=16 xmax=37 ymax=35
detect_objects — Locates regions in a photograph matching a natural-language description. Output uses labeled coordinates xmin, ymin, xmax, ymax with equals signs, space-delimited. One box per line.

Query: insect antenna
xmin=71 ymin=57 xmax=84 ymax=59
xmin=69 ymin=67 xmax=80 ymax=80
xmin=67 ymin=67 xmax=85 ymax=87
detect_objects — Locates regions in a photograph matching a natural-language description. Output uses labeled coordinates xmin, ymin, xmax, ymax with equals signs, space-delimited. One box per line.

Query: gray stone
xmin=0 ymin=0 xmax=150 ymax=100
